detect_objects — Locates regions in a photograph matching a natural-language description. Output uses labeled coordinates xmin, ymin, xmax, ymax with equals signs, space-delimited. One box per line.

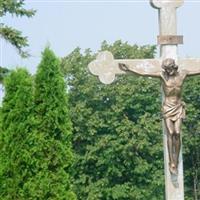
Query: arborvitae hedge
xmin=31 ymin=47 xmax=76 ymax=199
xmin=0 ymin=68 xmax=34 ymax=199
xmin=0 ymin=48 xmax=76 ymax=199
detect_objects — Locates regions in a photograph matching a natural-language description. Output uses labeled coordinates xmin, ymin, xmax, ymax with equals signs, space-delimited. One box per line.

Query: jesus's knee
xmin=167 ymin=129 xmax=174 ymax=135
xmin=174 ymin=119 xmax=182 ymax=134
xmin=165 ymin=119 xmax=175 ymax=135
xmin=174 ymin=129 xmax=180 ymax=135
xmin=174 ymin=132 xmax=180 ymax=140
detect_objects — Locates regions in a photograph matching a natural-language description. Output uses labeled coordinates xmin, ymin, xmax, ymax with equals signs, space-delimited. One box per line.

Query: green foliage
xmin=0 ymin=48 xmax=76 ymax=199
xmin=0 ymin=0 xmax=36 ymax=57
xmin=0 ymin=24 xmax=29 ymax=57
xmin=183 ymin=76 xmax=200 ymax=200
xmin=0 ymin=40 xmax=199 ymax=199
xmin=32 ymin=47 xmax=76 ymax=199
xmin=0 ymin=0 xmax=35 ymax=17
xmin=0 ymin=66 xmax=9 ymax=83
xmin=61 ymin=40 xmax=164 ymax=199
xmin=0 ymin=68 xmax=34 ymax=199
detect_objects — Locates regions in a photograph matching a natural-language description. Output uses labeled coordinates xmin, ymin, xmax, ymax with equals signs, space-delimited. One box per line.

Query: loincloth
xmin=162 ymin=101 xmax=186 ymax=121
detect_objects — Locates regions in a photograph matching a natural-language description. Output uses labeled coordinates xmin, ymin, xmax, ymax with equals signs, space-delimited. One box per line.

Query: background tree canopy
xmin=61 ymin=41 xmax=163 ymax=199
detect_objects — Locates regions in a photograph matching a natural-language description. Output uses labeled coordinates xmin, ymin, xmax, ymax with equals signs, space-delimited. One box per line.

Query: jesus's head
xmin=162 ymin=58 xmax=178 ymax=76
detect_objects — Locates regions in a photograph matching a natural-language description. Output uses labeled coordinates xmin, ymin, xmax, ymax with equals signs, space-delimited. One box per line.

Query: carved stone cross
xmin=88 ymin=1 xmax=200 ymax=199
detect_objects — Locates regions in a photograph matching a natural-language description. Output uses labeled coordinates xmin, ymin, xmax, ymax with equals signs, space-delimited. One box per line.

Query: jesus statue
xmin=119 ymin=58 xmax=200 ymax=174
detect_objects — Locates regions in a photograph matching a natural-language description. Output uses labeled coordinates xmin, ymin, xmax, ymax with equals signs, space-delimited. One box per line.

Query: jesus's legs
xmin=174 ymin=119 xmax=182 ymax=169
xmin=165 ymin=118 xmax=176 ymax=174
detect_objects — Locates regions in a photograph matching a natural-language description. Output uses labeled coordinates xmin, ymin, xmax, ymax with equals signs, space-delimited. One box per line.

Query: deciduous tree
xmin=61 ymin=41 xmax=164 ymax=199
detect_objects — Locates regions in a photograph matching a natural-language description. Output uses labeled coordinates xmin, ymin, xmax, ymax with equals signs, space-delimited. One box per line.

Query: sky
xmin=1 ymin=0 xmax=200 ymax=102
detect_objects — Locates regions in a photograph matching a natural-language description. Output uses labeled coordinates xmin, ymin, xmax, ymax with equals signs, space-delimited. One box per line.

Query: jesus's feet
xmin=169 ymin=163 xmax=178 ymax=175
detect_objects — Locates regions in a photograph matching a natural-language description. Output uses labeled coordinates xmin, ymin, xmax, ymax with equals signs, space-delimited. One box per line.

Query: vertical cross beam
xmin=151 ymin=1 xmax=184 ymax=199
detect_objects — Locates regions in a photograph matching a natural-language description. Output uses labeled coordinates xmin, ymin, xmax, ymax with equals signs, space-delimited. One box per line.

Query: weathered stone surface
xmin=157 ymin=35 xmax=183 ymax=45
xmin=150 ymin=1 xmax=185 ymax=199
xmin=88 ymin=51 xmax=117 ymax=84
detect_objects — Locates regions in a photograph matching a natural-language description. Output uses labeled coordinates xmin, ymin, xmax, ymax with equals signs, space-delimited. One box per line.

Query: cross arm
xmin=88 ymin=51 xmax=162 ymax=84
xmin=179 ymin=58 xmax=200 ymax=76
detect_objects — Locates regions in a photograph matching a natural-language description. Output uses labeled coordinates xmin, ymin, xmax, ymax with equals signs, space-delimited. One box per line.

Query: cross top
xmin=151 ymin=0 xmax=184 ymax=37
xmin=150 ymin=0 xmax=184 ymax=9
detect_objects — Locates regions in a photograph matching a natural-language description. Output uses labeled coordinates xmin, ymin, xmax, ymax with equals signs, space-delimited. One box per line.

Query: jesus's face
xmin=165 ymin=66 xmax=177 ymax=76
xmin=162 ymin=59 xmax=178 ymax=76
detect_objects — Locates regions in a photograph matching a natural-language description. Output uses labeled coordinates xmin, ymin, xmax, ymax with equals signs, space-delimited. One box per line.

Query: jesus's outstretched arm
xmin=118 ymin=61 xmax=161 ymax=78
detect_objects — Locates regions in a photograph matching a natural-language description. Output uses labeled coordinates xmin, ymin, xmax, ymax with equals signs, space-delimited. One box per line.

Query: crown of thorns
xmin=162 ymin=58 xmax=178 ymax=70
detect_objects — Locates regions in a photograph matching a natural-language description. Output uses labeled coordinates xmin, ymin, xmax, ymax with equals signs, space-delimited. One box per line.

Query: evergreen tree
xmin=0 ymin=66 xmax=9 ymax=83
xmin=0 ymin=0 xmax=35 ymax=83
xmin=0 ymin=0 xmax=36 ymax=58
xmin=0 ymin=68 xmax=34 ymax=199
xmin=31 ymin=47 xmax=76 ymax=199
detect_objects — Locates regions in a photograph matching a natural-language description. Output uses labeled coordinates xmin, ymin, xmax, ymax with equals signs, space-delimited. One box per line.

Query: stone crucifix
xmin=88 ymin=1 xmax=200 ymax=199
